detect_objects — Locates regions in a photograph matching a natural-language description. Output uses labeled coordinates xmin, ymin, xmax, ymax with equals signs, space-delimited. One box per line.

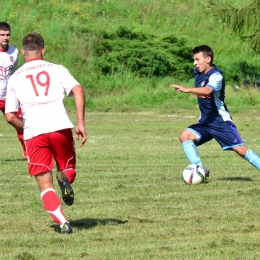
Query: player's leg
xmin=17 ymin=130 xmax=27 ymax=159
xmin=16 ymin=107 xmax=27 ymax=159
xmin=26 ymin=134 xmax=72 ymax=234
xmin=180 ymin=130 xmax=203 ymax=166
xmin=233 ymin=145 xmax=260 ymax=170
xmin=180 ymin=124 xmax=212 ymax=175
xmin=50 ymin=129 xmax=76 ymax=206
xmin=1 ymin=101 xmax=26 ymax=159
xmin=211 ymin=121 xmax=260 ymax=171
xmin=56 ymin=171 xmax=74 ymax=206
xmin=35 ymin=171 xmax=72 ymax=234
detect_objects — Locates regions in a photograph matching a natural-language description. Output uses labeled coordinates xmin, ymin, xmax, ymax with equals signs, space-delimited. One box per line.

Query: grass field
xmin=1 ymin=110 xmax=260 ymax=259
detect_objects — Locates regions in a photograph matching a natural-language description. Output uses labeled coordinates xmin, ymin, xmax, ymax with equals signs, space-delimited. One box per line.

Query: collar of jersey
xmin=0 ymin=45 xmax=9 ymax=52
xmin=27 ymin=58 xmax=42 ymax=62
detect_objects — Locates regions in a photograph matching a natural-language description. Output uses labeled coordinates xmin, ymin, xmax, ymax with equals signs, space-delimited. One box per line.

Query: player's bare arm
xmin=171 ymin=84 xmax=213 ymax=96
xmin=70 ymin=84 xmax=87 ymax=147
xmin=5 ymin=112 xmax=24 ymax=131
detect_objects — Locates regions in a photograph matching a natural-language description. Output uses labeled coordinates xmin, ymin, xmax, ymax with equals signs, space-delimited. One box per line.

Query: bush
xmin=93 ymin=26 xmax=193 ymax=79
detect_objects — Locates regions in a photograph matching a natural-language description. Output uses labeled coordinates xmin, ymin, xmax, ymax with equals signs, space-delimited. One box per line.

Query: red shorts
xmin=0 ymin=100 xmax=5 ymax=113
xmin=25 ymin=128 xmax=76 ymax=176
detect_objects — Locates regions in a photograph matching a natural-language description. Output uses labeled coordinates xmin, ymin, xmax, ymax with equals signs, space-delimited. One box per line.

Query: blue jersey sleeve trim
xmin=207 ymin=85 xmax=215 ymax=92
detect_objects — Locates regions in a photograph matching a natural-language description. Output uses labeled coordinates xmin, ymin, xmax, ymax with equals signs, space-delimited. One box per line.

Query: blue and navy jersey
xmin=194 ymin=66 xmax=232 ymax=124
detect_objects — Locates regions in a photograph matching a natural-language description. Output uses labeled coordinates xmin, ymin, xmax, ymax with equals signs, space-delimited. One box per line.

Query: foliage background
xmin=2 ymin=0 xmax=260 ymax=112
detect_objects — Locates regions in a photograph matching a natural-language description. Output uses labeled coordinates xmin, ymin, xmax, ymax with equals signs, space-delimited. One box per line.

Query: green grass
xmin=1 ymin=110 xmax=260 ymax=259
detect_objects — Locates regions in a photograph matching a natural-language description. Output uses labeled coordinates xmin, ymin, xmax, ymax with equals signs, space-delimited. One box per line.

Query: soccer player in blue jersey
xmin=171 ymin=44 xmax=260 ymax=176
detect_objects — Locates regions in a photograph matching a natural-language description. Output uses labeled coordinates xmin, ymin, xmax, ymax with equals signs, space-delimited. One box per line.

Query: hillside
xmin=2 ymin=0 xmax=260 ymax=111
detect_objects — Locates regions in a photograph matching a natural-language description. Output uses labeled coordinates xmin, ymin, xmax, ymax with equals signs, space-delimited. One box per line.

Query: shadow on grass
xmin=219 ymin=177 xmax=253 ymax=182
xmin=51 ymin=218 xmax=128 ymax=233
xmin=2 ymin=158 xmax=26 ymax=162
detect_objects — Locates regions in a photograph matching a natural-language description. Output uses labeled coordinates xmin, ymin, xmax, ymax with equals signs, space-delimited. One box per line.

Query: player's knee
xmin=179 ymin=132 xmax=187 ymax=142
xmin=179 ymin=130 xmax=196 ymax=143
xmin=63 ymin=168 xmax=76 ymax=184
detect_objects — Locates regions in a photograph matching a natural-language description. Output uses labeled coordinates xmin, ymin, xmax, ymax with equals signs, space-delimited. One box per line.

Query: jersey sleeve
xmin=5 ymin=79 xmax=19 ymax=113
xmin=60 ymin=66 xmax=81 ymax=97
xmin=207 ymin=72 xmax=223 ymax=91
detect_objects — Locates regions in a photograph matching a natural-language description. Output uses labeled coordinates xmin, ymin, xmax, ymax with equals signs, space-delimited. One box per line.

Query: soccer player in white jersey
xmin=5 ymin=33 xmax=87 ymax=234
xmin=171 ymin=45 xmax=260 ymax=176
xmin=0 ymin=22 xmax=26 ymax=159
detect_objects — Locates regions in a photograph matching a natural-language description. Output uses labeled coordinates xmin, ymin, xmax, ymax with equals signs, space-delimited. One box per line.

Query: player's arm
xmin=171 ymin=84 xmax=213 ymax=96
xmin=5 ymin=112 xmax=24 ymax=131
xmin=5 ymin=83 xmax=23 ymax=131
xmin=70 ymin=84 xmax=87 ymax=147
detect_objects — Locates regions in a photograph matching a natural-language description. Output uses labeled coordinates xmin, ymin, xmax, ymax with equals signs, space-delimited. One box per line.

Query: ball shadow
xmin=219 ymin=177 xmax=253 ymax=182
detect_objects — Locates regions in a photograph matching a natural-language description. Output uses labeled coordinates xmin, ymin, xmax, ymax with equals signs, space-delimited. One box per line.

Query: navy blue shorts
xmin=187 ymin=121 xmax=244 ymax=150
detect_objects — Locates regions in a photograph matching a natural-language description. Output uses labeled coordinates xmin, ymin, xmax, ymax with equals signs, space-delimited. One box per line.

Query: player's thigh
xmin=25 ymin=135 xmax=54 ymax=176
xmin=49 ymin=129 xmax=76 ymax=171
xmin=184 ymin=124 xmax=213 ymax=146
xmin=209 ymin=121 xmax=244 ymax=150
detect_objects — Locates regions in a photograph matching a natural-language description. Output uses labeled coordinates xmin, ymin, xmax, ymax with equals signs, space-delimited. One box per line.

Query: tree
xmin=208 ymin=0 xmax=260 ymax=53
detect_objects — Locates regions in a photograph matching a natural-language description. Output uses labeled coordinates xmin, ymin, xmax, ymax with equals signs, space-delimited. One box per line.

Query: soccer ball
xmin=182 ymin=164 xmax=205 ymax=184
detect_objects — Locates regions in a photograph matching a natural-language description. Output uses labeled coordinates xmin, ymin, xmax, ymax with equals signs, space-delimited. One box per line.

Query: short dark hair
xmin=22 ymin=33 xmax=44 ymax=51
xmin=193 ymin=45 xmax=214 ymax=63
xmin=0 ymin=22 xmax=11 ymax=31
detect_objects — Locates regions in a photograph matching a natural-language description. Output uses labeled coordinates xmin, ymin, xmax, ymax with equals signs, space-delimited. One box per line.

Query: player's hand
xmin=75 ymin=125 xmax=87 ymax=147
xmin=171 ymin=84 xmax=189 ymax=93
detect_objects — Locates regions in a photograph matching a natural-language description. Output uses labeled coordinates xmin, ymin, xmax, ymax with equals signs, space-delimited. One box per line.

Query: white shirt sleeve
xmin=5 ymin=79 xmax=19 ymax=113
xmin=60 ymin=66 xmax=80 ymax=97
xmin=207 ymin=72 xmax=223 ymax=91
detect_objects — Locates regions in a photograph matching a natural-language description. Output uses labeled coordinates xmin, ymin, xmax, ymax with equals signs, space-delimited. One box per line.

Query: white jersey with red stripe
xmin=5 ymin=59 xmax=80 ymax=140
xmin=0 ymin=44 xmax=18 ymax=100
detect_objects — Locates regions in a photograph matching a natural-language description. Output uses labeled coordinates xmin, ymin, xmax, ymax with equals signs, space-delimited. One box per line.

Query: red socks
xmin=41 ymin=188 xmax=68 ymax=225
xmin=63 ymin=168 xmax=76 ymax=184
